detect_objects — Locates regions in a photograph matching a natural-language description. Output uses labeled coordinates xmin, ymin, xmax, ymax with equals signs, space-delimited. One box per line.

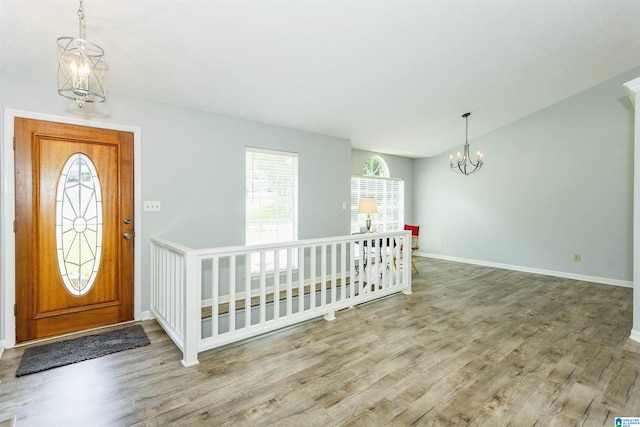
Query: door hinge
xmin=13 ymin=136 xmax=16 ymax=150
xmin=13 ymin=220 xmax=16 ymax=233
xmin=14 ymin=304 xmax=16 ymax=316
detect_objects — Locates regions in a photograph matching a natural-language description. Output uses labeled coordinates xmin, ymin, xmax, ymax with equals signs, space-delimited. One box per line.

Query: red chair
xmin=404 ymin=224 xmax=420 ymax=273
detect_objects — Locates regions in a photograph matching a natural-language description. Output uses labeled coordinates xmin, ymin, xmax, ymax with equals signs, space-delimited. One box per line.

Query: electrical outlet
xmin=144 ymin=201 xmax=161 ymax=212
xmin=573 ymin=253 xmax=581 ymax=262
xmin=342 ymin=202 xmax=347 ymax=210
xmin=438 ymin=239 xmax=444 ymax=246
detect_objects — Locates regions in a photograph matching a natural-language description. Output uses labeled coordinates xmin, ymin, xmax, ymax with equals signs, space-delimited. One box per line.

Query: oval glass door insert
xmin=55 ymin=153 xmax=103 ymax=296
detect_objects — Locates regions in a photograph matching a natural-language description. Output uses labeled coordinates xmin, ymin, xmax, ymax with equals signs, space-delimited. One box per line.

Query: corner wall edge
xmin=623 ymin=76 xmax=640 ymax=105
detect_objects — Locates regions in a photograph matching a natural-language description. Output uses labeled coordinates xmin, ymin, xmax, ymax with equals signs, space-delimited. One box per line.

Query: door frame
xmin=2 ymin=109 xmax=142 ymax=348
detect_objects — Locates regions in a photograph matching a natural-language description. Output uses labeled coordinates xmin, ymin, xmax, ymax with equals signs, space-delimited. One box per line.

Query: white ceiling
xmin=2 ymin=1 xmax=640 ymax=158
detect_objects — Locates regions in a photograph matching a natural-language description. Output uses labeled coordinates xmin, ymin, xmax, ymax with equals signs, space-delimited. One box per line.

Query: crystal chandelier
xmin=57 ymin=0 xmax=105 ymax=108
xmin=450 ymin=112 xmax=483 ymax=175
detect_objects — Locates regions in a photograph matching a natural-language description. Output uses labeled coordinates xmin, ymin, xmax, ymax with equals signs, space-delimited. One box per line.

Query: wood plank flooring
xmin=0 ymin=257 xmax=638 ymax=426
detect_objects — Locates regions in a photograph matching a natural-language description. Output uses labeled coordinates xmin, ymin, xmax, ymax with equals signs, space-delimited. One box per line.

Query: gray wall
xmin=2 ymin=65 xmax=637 ymax=342
xmin=0 ymin=72 xmax=352 ymax=340
xmin=351 ymin=149 xmax=414 ymax=224
xmin=415 ymin=66 xmax=640 ymax=282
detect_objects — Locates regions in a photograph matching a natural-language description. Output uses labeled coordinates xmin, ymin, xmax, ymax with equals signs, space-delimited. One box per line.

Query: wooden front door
xmin=14 ymin=118 xmax=134 ymax=343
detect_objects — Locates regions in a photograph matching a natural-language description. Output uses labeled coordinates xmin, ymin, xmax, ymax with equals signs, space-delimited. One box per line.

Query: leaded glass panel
xmin=55 ymin=153 xmax=103 ymax=296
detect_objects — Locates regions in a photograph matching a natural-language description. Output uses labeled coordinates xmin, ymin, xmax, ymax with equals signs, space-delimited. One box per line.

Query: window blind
xmin=246 ymin=148 xmax=298 ymax=272
xmin=351 ymin=175 xmax=404 ymax=233
xmin=246 ymin=148 xmax=298 ymax=246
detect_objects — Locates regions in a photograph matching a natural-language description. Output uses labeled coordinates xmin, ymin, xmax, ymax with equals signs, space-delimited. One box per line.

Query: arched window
xmin=363 ymin=155 xmax=389 ymax=177
xmin=351 ymin=156 xmax=403 ymax=233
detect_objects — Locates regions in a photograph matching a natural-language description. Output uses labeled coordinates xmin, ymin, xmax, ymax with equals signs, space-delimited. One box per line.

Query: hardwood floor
xmin=1 ymin=257 xmax=638 ymax=426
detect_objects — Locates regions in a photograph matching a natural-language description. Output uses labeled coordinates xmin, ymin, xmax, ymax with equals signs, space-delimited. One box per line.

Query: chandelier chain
xmin=77 ymin=0 xmax=84 ymax=39
xmin=465 ymin=114 xmax=469 ymax=144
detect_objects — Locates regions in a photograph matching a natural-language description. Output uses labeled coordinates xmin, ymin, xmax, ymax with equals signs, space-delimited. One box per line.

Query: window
xmin=246 ymin=148 xmax=298 ymax=271
xmin=56 ymin=153 xmax=103 ymax=296
xmin=363 ymin=155 xmax=389 ymax=177
xmin=351 ymin=156 xmax=404 ymax=233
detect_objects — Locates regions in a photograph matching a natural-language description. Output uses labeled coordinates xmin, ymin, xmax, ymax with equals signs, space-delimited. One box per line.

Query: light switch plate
xmin=144 ymin=201 xmax=161 ymax=212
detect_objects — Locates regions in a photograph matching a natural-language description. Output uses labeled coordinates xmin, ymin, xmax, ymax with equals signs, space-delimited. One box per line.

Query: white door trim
xmin=1 ymin=109 xmax=142 ymax=348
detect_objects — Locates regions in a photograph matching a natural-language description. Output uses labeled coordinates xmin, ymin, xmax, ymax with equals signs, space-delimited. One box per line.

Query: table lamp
xmin=358 ymin=198 xmax=378 ymax=233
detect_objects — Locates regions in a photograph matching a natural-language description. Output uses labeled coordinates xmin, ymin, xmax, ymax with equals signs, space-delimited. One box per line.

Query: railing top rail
xmin=151 ymin=231 xmax=411 ymax=258
xmin=150 ymin=237 xmax=194 ymax=255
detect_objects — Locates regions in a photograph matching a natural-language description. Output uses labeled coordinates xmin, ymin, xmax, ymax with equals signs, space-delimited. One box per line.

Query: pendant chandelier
xmin=57 ymin=0 xmax=105 ymax=108
xmin=450 ymin=112 xmax=483 ymax=175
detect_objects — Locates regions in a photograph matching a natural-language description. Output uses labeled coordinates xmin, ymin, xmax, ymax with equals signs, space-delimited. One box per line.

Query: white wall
xmin=415 ymin=66 xmax=640 ymax=285
xmin=0 ymin=72 xmax=352 ymax=341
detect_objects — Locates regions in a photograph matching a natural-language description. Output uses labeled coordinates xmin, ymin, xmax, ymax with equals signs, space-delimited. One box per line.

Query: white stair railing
xmin=150 ymin=231 xmax=412 ymax=366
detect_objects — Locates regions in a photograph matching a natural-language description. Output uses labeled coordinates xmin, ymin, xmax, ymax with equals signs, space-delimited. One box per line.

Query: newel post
xmin=181 ymin=250 xmax=201 ymax=367
xmin=403 ymin=230 xmax=412 ymax=295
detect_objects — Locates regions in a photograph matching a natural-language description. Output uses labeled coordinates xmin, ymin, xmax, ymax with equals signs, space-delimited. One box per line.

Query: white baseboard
xmin=140 ymin=310 xmax=153 ymax=321
xmin=418 ymin=252 xmax=633 ymax=288
xmin=0 ymin=340 xmax=4 ymax=360
xmin=630 ymin=329 xmax=640 ymax=343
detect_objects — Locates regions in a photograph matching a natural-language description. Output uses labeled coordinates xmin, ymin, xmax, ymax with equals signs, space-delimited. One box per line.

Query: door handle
xmin=123 ymin=232 xmax=132 ymax=240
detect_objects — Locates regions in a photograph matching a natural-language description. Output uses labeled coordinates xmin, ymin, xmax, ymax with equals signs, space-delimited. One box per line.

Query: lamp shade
xmin=358 ymin=198 xmax=378 ymax=214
